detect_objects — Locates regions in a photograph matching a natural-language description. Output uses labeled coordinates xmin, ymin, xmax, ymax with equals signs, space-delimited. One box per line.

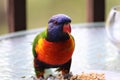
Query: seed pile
xmin=33 ymin=72 xmax=105 ymax=80
xmin=70 ymin=72 xmax=105 ymax=80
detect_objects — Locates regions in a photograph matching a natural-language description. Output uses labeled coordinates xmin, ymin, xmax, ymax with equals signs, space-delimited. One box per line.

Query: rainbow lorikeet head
xmin=46 ymin=14 xmax=72 ymax=42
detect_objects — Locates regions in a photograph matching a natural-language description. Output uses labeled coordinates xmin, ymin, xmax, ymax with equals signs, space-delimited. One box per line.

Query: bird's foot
xmin=62 ymin=72 xmax=73 ymax=79
xmin=35 ymin=71 xmax=45 ymax=79
xmin=62 ymin=70 xmax=73 ymax=79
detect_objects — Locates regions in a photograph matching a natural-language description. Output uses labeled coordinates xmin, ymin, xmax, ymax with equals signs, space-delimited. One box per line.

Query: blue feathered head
xmin=47 ymin=14 xmax=72 ymax=42
xmin=48 ymin=14 xmax=71 ymax=24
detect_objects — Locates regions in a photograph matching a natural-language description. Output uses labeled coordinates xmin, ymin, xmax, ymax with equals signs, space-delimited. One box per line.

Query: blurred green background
xmin=0 ymin=0 xmax=120 ymax=35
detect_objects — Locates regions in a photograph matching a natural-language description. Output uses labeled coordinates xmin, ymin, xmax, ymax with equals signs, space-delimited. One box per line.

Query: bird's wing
xmin=32 ymin=30 xmax=47 ymax=57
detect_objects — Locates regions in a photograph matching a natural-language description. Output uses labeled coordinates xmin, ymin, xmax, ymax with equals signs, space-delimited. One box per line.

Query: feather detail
xmin=35 ymin=35 xmax=75 ymax=65
xmin=32 ymin=30 xmax=47 ymax=57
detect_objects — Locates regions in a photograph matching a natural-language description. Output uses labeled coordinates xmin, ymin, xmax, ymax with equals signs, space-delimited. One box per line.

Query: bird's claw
xmin=63 ymin=72 xmax=73 ymax=79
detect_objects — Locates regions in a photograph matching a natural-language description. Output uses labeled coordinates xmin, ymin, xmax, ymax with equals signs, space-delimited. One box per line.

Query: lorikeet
xmin=32 ymin=14 xmax=75 ymax=79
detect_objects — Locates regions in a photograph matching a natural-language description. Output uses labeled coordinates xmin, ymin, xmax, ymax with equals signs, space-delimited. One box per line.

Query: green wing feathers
xmin=32 ymin=30 xmax=47 ymax=57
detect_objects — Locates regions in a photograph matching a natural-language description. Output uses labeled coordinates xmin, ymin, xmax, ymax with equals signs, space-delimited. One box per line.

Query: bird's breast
xmin=35 ymin=36 xmax=74 ymax=65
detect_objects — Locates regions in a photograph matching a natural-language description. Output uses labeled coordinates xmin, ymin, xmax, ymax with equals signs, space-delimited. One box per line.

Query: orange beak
xmin=63 ymin=23 xmax=71 ymax=33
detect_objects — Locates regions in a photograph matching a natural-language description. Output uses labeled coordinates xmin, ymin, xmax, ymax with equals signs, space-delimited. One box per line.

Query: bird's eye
xmin=53 ymin=20 xmax=58 ymax=25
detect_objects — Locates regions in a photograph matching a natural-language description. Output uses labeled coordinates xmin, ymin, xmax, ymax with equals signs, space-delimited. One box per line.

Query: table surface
xmin=0 ymin=22 xmax=120 ymax=80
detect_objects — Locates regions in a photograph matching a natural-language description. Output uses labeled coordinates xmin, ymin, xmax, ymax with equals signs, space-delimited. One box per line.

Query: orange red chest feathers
xmin=35 ymin=36 xmax=75 ymax=65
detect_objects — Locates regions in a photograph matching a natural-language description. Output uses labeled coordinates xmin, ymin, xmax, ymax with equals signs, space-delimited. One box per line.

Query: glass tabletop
xmin=0 ymin=22 xmax=120 ymax=80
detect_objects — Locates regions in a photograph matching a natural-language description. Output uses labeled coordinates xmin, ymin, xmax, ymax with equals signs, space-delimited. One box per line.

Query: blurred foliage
xmin=0 ymin=0 xmax=120 ymax=35
xmin=0 ymin=0 xmax=8 ymax=35
xmin=27 ymin=0 xmax=86 ymax=29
